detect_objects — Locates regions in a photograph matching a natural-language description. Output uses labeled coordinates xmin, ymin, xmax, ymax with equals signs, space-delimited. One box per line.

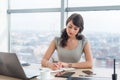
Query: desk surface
xmin=0 ymin=64 xmax=119 ymax=80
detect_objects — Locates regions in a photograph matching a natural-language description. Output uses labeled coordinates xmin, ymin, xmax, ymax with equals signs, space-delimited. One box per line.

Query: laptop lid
xmin=0 ymin=52 xmax=37 ymax=80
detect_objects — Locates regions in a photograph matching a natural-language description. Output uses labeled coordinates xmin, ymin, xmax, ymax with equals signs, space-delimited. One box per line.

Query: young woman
xmin=41 ymin=13 xmax=93 ymax=70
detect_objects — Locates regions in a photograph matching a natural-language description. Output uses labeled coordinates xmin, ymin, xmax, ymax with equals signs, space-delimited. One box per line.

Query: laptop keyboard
xmin=23 ymin=68 xmax=40 ymax=78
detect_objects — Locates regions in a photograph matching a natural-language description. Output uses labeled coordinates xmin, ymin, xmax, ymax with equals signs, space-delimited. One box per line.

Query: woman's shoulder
xmin=78 ymin=35 xmax=89 ymax=45
xmin=54 ymin=36 xmax=61 ymax=44
xmin=82 ymin=36 xmax=88 ymax=41
xmin=54 ymin=36 xmax=61 ymax=41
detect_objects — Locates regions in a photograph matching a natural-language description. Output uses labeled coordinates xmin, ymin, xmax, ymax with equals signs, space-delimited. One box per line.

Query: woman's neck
xmin=65 ymin=37 xmax=78 ymax=50
xmin=68 ymin=37 xmax=77 ymax=41
xmin=67 ymin=37 xmax=78 ymax=43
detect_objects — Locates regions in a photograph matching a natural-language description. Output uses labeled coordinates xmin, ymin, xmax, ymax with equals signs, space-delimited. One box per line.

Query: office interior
xmin=0 ymin=0 xmax=120 ymax=78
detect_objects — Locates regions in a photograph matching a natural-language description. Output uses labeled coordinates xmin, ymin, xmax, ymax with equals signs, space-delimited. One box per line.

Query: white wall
xmin=0 ymin=0 xmax=8 ymax=52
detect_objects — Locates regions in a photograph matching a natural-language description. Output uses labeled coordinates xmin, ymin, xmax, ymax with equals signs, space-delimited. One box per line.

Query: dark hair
xmin=60 ymin=13 xmax=84 ymax=47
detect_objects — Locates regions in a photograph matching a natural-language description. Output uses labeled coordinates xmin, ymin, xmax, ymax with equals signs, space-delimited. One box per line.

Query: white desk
xmin=0 ymin=64 xmax=120 ymax=80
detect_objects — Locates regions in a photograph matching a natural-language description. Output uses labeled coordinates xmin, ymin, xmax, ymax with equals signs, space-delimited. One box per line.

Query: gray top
xmin=54 ymin=37 xmax=88 ymax=63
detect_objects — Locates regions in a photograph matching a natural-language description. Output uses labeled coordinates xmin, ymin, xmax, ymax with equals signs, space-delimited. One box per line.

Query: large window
xmin=8 ymin=0 xmax=120 ymax=70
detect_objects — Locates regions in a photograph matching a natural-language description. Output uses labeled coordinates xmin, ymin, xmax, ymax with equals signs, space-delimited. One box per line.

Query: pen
xmin=30 ymin=75 xmax=39 ymax=79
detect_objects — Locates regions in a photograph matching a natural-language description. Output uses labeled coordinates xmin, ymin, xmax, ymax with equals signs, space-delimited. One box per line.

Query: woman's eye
xmin=74 ymin=28 xmax=78 ymax=30
xmin=68 ymin=26 xmax=72 ymax=28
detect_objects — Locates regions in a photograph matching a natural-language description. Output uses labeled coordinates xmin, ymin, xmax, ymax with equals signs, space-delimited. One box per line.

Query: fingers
xmin=51 ymin=62 xmax=67 ymax=70
xmin=57 ymin=62 xmax=63 ymax=68
xmin=53 ymin=62 xmax=62 ymax=69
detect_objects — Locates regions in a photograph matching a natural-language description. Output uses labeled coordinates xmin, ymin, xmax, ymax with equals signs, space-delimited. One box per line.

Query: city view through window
xmin=11 ymin=31 xmax=120 ymax=68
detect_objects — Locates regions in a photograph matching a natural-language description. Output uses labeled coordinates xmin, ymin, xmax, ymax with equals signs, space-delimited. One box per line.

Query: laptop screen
xmin=0 ymin=52 xmax=29 ymax=79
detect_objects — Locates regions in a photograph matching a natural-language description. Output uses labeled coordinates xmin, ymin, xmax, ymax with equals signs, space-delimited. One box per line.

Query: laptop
xmin=0 ymin=52 xmax=39 ymax=80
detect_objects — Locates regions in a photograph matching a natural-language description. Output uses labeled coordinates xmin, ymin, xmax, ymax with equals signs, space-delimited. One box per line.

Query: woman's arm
xmin=41 ymin=39 xmax=60 ymax=70
xmin=60 ymin=42 xmax=93 ymax=69
xmin=73 ymin=42 xmax=93 ymax=69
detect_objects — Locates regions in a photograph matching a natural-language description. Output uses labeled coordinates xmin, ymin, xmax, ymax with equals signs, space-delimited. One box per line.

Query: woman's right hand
xmin=47 ymin=62 xmax=62 ymax=70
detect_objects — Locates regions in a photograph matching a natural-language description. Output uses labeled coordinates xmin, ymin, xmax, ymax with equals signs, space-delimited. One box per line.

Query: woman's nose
xmin=70 ymin=28 xmax=74 ymax=33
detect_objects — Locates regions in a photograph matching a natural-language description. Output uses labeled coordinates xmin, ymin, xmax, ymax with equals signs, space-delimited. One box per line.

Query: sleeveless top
xmin=54 ymin=37 xmax=88 ymax=63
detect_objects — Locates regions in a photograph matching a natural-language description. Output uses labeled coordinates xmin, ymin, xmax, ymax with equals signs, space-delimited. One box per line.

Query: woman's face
xmin=66 ymin=20 xmax=80 ymax=38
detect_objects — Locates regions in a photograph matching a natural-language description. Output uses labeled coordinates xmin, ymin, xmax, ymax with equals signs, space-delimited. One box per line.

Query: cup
xmin=40 ymin=69 xmax=51 ymax=80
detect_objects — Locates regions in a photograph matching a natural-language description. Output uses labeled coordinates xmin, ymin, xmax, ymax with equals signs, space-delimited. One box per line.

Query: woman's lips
xmin=69 ymin=33 xmax=73 ymax=35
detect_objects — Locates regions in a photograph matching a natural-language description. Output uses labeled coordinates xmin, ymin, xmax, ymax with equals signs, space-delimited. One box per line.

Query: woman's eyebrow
xmin=69 ymin=24 xmax=73 ymax=27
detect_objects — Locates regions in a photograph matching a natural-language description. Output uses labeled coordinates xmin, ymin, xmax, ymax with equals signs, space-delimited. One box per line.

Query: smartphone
xmin=55 ymin=71 xmax=75 ymax=78
xmin=82 ymin=70 xmax=95 ymax=75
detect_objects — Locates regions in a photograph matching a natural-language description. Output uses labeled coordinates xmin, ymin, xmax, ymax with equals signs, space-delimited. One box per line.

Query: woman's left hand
xmin=57 ymin=62 xmax=69 ymax=68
